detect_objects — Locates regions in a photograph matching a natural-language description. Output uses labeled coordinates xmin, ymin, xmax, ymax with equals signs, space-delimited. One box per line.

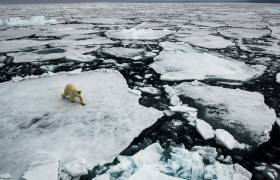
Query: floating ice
xmin=276 ymin=73 xmax=280 ymax=83
xmin=0 ymin=39 xmax=49 ymax=53
xmin=196 ymin=119 xmax=215 ymax=140
xmin=106 ymin=28 xmax=173 ymax=40
xmin=83 ymin=17 xmax=135 ymax=24
xmin=139 ymin=87 xmax=161 ymax=95
xmin=169 ymin=81 xmax=276 ymax=144
xmin=103 ymin=47 xmax=145 ymax=59
xmin=218 ymin=27 xmax=270 ymax=39
xmin=150 ymin=42 xmax=266 ymax=81
xmin=66 ymin=54 xmax=97 ymax=62
xmin=178 ymin=34 xmax=234 ymax=49
xmin=215 ymin=129 xmax=243 ymax=150
xmin=0 ymin=16 xmax=57 ymax=26
xmin=0 ymin=70 xmax=162 ymax=179
xmin=0 ymin=28 xmax=38 ymax=41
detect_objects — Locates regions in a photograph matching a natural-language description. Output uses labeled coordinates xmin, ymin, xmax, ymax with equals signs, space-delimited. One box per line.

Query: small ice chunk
xmin=62 ymin=159 xmax=88 ymax=177
xmin=169 ymin=95 xmax=181 ymax=106
xmin=196 ymin=119 xmax=215 ymax=140
xmin=215 ymin=129 xmax=242 ymax=150
xmin=22 ymin=160 xmax=58 ymax=180
xmin=139 ymin=87 xmax=160 ymax=95
xmin=276 ymin=73 xmax=280 ymax=83
xmin=169 ymin=105 xmax=197 ymax=114
xmin=144 ymin=74 xmax=153 ymax=79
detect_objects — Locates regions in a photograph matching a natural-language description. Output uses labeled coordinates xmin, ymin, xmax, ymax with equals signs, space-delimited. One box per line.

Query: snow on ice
xmin=167 ymin=81 xmax=276 ymax=144
xmin=150 ymin=42 xmax=266 ymax=81
xmin=0 ymin=70 xmax=162 ymax=179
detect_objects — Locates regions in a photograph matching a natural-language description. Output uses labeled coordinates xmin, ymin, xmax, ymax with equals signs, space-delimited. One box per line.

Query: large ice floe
xmin=165 ymin=81 xmax=276 ymax=144
xmin=0 ymin=70 xmax=162 ymax=179
xmin=178 ymin=34 xmax=234 ymax=49
xmin=218 ymin=27 xmax=271 ymax=39
xmin=94 ymin=143 xmax=252 ymax=180
xmin=0 ymin=16 xmax=57 ymax=26
xmin=0 ymin=28 xmax=38 ymax=41
xmin=106 ymin=28 xmax=173 ymax=40
xmin=150 ymin=42 xmax=266 ymax=81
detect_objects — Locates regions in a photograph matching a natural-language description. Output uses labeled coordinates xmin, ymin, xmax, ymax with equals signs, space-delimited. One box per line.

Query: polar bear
xmin=62 ymin=84 xmax=86 ymax=105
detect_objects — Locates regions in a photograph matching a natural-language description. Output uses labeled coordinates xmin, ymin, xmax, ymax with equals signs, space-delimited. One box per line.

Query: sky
xmin=0 ymin=0 xmax=278 ymax=3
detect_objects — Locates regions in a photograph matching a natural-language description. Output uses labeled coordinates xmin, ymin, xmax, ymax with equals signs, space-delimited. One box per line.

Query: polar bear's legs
xmin=77 ymin=95 xmax=86 ymax=105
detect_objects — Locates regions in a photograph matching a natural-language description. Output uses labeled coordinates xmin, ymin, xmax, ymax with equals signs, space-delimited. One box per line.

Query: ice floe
xmin=218 ymin=27 xmax=271 ymax=39
xmin=178 ymin=34 xmax=234 ymax=49
xmin=196 ymin=119 xmax=215 ymax=141
xmin=103 ymin=47 xmax=146 ymax=59
xmin=0 ymin=28 xmax=38 ymax=41
xmin=106 ymin=28 xmax=173 ymax=40
xmin=83 ymin=17 xmax=135 ymax=24
xmin=65 ymin=54 xmax=97 ymax=62
xmin=150 ymin=42 xmax=266 ymax=81
xmin=0 ymin=16 xmax=57 ymax=26
xmin=215 ymin=129 xmax=244 ymax=150
xmin=0 ymin=70 xmax=162 ymax=179
xmin=167 ymin=81 xmax=276 ymax=144
xmin=276 ymin=73 xmax=280 ymax=83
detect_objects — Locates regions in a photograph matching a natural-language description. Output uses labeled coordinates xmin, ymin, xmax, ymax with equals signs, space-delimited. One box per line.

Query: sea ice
xmin=218 ymin=27 xmax=270 ymax=39
xmin=178 ymin=34 xmax=234 ymax=49
xmin=215 ymin=129 xmax=243 ymax=150
xmin=0 ymin=28 xmax=38 ymax=41
xmin=103 ymin=47 xmax=145 ymax=59
xmin=106 ymin=28 xmax=173 ymax=40
xmin=128 ymin=165 xmax=183 ymax=180
xmin=276 ymin=73 xmax=280 ymax=83
xmin=65 ymin=54 xmax=97 ymax=62
xmin=62 ymin=159 xmax=88 ymax=178
xmin=168 ymin=81 xmax=276 ymax=144
xmin=0 ymin=70 xmax=162 ymax=179
xmin=107 ymin=143 xmax=252 ymax=180
xmin=139 ymin=87 xmax=161 ymax=95
xmin=22 ymin=160 xmax=59 ymax=180
xmin=150 ymin=42 xmax=266 ymax=81
xmin=0 ymin=16 xmax=57 ymax=26
xmin=196 ymin=119 xmax=215 ymax=140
